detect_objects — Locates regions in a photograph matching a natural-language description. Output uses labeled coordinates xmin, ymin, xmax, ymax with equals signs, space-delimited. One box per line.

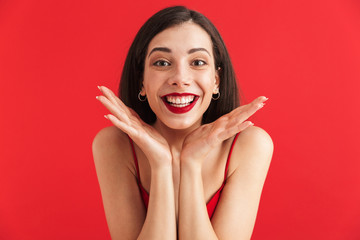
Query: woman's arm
xmin=211 ymin=126 xmax=273 ymax=239
xmin=137 ymin=160 xmax=176 ymax=240
xmin=179 ymin=160 xmax=218 ymax=239
xmin=92 ymin=127 xmax=146 ymax=239
xmin=93 ymin=128 xmax=176 ymax=240
xmin=95 ymin=86 xmax=177 ymax=239
xmin=178 ymin=97 xmax=271 ymax=240
xmin=179 ymin=126 xmax=273 ymax=240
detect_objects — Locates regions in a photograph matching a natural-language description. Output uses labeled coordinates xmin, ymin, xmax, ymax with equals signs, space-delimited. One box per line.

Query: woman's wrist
xmin=149 ymin=157 xmax=173 ymax=172
xmin=180 ymin=158 xmax=202 ymax=173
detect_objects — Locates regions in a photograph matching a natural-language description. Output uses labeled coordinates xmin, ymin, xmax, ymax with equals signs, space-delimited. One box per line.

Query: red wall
xmin=1 ymin=0 xmax=359 ymax=239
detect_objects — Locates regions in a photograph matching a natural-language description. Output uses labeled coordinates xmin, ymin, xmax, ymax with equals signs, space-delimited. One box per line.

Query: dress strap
xmin=224 ymin=133 xmax=240 ymax=181
xmin=128 ymin=136 xmax=141 ymax=181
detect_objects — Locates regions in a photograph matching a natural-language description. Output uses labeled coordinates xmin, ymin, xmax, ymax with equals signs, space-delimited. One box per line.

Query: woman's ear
xmin=214 ymin=68 xmax=220 ymax=93
xmin=138 ymin=86 xmax=147 ymax=102
xmin=139 ymin=85 xmax=146 ymax=96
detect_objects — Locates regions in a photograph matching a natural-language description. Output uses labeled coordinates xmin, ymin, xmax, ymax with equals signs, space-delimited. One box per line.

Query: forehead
xmin=147 ymin=22 xmax=213 ymax=55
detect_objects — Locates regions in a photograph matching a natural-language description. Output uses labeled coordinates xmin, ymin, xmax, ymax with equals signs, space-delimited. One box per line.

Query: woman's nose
xmin=167 ymin=64 xmax=191 ymax=87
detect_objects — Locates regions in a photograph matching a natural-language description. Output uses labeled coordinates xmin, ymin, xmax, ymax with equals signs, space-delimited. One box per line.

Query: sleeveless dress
xmin=128 ymin=133 xmax=240 ymax=219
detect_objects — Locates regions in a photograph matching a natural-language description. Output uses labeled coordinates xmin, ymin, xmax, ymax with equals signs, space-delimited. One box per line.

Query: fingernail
xmin=104 ymin=115 xmax=108 ymax=119
xmin=250 ymin=122 xmax=254 ymax=126
xmin=97 ymin=86 xmax=102 ymax=91
xmin=96 ymin=96 xmax=99 ymax=100
xmin=264 ymin=97 xmax=269 ymax=101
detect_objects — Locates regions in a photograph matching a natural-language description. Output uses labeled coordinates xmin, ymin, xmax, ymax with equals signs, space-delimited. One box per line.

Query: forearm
xmin=137 ymin=166 xmax=176 ymax=240
xmin=178 ymin=162 xmax=218 ymax=240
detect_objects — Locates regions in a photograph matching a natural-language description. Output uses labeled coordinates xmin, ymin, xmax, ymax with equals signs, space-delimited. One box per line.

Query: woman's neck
xmin=153 ymin=119 xmax=201 ymax=154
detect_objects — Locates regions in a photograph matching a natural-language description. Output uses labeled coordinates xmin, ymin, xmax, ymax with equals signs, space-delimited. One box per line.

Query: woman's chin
xmin=155 ymin=118 xmax=201 ymax=131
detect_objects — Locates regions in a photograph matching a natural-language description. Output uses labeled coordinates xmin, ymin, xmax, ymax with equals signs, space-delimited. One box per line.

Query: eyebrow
xmin=147 ymin=47 xmax=211 ymax=58
xmin=148 ymin=47 xmax=171 ymax=57
xmin=188 ymin=48 xmax=211 ymax=56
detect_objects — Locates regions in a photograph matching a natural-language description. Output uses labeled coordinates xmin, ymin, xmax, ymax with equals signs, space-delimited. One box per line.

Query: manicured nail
xmin=97 ymin=86 xmax=102 ymax=91
xmin=96 ymin=96 xmax=99 ymax=100
xmin=104 ymin=115 xmax=108 ymax=119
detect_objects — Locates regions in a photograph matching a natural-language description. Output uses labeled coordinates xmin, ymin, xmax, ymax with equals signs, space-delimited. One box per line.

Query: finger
xmin=236 ymin=120 xmax=254 ymax=132
xmin=246 ymin=96 xmax=268 ymax=114
xmin=225 ymin=96 xmax=267 ymax=119
xmin=98 ymin=86 xmax=118 ymax=105
xmin=99 ymin=86 xmax=132 ymax=116
xmin=97 ymin=94 xmax=146 ymax=130
xmin=217 ymin=96 xmax=266 ymax=137
xmin=249 ymin=96 xmax=268 ymax=110
xmin=105 ymin=114 xmax=140 ymax=138
xmin=223 ymin=107 xmax=256 ymax=129
xmin=128 ymin=108 xmax=146 ymax=125
xmin=97 ymin=95 xmax=132 ymax=125
xmin=251 ymin=96 xmax=268 ymax=104
xmin=230 ymin=96 xmax=268 ymax=123
xmin=206 ymin=96 xmax=267 ymax=141
xmin=218 ymin=121 xmax=254 ymax=140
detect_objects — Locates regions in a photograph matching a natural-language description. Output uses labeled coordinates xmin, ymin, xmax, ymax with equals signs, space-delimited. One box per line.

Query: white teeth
xmin=172 ymin=103 xmax=189 ymax=108
xmin=166 ymin=95 xmax=195 ymax=105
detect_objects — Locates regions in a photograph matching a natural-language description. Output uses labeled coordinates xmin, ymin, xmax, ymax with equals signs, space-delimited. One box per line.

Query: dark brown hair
xmin=119 ymin=6 xmax=240 ymax=124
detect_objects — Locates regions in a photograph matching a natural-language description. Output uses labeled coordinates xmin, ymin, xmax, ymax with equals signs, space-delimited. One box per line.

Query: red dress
xmin=128 ymin=133 xmax=240 ymax=219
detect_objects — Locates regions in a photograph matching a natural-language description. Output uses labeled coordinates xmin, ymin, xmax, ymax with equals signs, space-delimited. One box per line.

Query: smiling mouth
xmin=161 ymin=93 xmax=199 ymax=114
xmin=165 ymin=95 xmax=195 ymax=107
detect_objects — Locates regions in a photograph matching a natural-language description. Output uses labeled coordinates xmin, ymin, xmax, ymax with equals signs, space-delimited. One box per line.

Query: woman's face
xmin=142 ymin=22 xmax=219 ymax=130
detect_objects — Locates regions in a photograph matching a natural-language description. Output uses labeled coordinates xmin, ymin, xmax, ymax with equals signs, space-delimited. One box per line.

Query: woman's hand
xmin=96 ymin=86 xmax=172 ymax=168
xmin=181 ymin=96 xmax=268 ymax=166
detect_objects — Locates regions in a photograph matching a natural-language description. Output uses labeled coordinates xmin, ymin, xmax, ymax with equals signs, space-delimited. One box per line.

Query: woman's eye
xmin=153 ymin=60 xmax=171 ymax=67
xmin=192 ymin=60 xmax=206 ymax=66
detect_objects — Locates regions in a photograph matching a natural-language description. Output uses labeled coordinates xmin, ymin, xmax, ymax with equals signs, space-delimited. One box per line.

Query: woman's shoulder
xmin=229 ymin=126 xmax=274 ymax=173
xmin=92 ymin=126 xmax=133 ymax=166
xmin=92 ymin=126 xmax=129 ymax=150
xmin=93 ymin=125 xmax=128 ymax=143
xmin=236 ymin=125 xmax=273 ymax=150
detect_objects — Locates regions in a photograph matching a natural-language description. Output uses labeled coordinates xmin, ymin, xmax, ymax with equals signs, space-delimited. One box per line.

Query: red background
xmin=1 ymin=0 xmax=359 ymax=239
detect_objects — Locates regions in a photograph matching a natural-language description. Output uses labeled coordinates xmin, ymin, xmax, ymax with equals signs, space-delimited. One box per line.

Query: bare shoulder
xmin=236 ymin=125 xmax=273 ymax=153
xmin=229 ymin=126 xmax=274 ymax=174
xmin=92 ymin=126 xmax=132 ymax=164
xmin=92 ymin=126 xmax=129 ymax=154
xmin=92 ymin=126 xmax=137 ymax=179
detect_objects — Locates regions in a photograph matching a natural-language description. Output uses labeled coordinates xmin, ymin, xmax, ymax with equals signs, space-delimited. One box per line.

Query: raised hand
xmin=180 ymin=96 xmax=268 ymax=165
xmin=96 ymin=86 xmax=172 ymax=167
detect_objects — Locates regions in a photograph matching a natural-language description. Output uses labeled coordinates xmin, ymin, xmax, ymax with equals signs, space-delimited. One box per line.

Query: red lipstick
xmin=161 ymin=93 xmax=199 ymax=114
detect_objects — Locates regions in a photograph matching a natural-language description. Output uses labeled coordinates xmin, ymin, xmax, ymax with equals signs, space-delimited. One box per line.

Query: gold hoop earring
xmin=138 ymin=92 xmax=147 ymax=102
xmin=212 ymin=92 xmax=220 ymax=100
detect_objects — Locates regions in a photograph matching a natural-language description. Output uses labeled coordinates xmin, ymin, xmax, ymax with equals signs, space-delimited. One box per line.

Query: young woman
xmin=93 ymin=6 xmax=273 ymax=240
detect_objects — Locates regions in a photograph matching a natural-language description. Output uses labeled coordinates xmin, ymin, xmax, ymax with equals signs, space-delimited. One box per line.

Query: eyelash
xmin=153 ymin=60 xmax=171 ymax=67
xmin=192 ymin=59 xmax=207 ymax=66
xmin=152 ymin=59 xmax=207 ymax=67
